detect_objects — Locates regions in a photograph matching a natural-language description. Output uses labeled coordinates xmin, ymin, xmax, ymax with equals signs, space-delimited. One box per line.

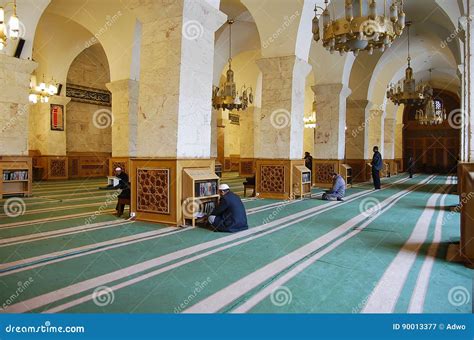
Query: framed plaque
xmin=50 ymin=104 xmax=64 ymax=131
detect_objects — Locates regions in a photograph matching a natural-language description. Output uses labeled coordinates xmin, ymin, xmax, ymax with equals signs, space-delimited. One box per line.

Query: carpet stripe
xmin=362 ymin=178 xmax=451 ymax=313
xmin=407 ymin=178 xmax=453 ymax=313
xmin=35 ymin=178 xmax=412 ymax=313
xmin=183 ymin=176 xmax=436 ymax=313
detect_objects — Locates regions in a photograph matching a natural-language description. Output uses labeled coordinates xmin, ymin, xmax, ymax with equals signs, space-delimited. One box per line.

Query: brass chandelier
xmin=212 ymin=19 xmax=253 ymax=111
xmin=415 ymin=69 xmax=446 ymax=125
xmin=386 ymin=22 xmax=428 ymax=107
xmin=313 ymin=0 xmax=406 ymax=56
xmin=0 ymin=0 xmax=20 ymax=50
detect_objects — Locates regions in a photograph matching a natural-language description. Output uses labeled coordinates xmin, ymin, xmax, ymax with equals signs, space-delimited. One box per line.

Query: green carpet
xmin=0 ymin=173 xmax=470 ymax=314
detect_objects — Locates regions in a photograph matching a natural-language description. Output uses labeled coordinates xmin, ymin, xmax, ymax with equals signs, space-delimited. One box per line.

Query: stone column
xmin=126 ymin=0 xmax=227 ymax=225
xmin=0 ymin=55 xmax=37 ymax=156
xmin=395 ymin=123 xmax=404 ymax=160
xmin=239 ymin=106 xmax=258 ymax=176
xmin=29 ymin=96 xmax=71 ymax=156
xmin=346 ymin=99 xmax=370 ymax=181
xmin=256 ymin=56 xmax=312 ymax=160
xmin=312 ymin=84 xmax=351 ymax=160
xmin=367 ymin=109 xmax=385 ymax=157
xmin=129 ymin=0 xmax=226 ymax=158
xmin=106 ymin=79 xmax=139 ymax=159
xmin=384 ymin=118 xmax=396 ymax=160
xmin=254 ymin=55 xmax=312 ymax=199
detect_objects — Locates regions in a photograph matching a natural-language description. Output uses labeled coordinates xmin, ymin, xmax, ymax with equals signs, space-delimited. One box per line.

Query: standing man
xmin=304 ymin=152 xmax=313 ymax=172
xmin=208 ymin=184 xmax=248 ymax=233
xmin=371 ymin=146 xmax=383 ymax=190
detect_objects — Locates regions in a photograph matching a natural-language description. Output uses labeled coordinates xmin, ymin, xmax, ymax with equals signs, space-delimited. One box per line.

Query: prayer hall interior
xmin=0 ymin=0 xmax=473 ymax=314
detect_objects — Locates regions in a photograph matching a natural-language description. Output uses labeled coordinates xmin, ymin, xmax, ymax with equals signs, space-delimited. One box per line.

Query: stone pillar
xmin=126 ymin=0 xmax=227 ymax=225
xmin=346 ymin=99 xmax=370 ymax=181
xmin=129 ymin=0 xmax=226 ymax=158
xmin=384 ymin=118 xmax=396 ymax=160
xmin=367 ymin=109 xmax=385 ymax=157
xmin=210 ymin=108 xmax=219 ymax=159
xmin=106 ymin=79 xmax=139 ymax=158
xmin=0 ymin=55 xmax=37 ymax=156
xmin=395 ymin=123 xmax=404 ymax=160
xmin=239 ymin=107 xmax=258 ymax=176
xmin=253 ymin=55 xmax=312 ymax=199
xmin=29 ymin=96 xmax=71 ymax=156
xmin=256 ymin=56 xmax=312 ymax=160
xmin=312 ymin=83 xmax=351 ymax=160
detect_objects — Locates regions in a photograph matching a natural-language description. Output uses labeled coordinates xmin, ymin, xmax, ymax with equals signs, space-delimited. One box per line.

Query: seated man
xmin=113 ymin=167 xmax=131 ymax=217
xmin=322 ymin=172 xmax=346 ymax=201
xmin=208 ymin=184 xmax=248 ymax=233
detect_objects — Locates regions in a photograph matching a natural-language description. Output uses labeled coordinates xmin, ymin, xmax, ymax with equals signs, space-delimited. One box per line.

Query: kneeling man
xmin=322 ymin=172 xmax=346 ymax=201
xmin=208 ymin=184 xmax=248 ymax=233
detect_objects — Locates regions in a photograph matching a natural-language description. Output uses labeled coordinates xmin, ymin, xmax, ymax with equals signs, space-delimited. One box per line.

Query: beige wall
xmin=66 ymin=45 xmax=111 ymax=154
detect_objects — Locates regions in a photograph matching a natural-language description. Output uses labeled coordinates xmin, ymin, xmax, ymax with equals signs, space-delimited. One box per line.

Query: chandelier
xmin=415 ymin=70 xmax=445 ymax=125
xmin=212 ymin=19 xmax=253 ymax=111
xmin=313 ymin=0 xmax=406 ymax=56
xmin=0 ymin=0 xmax=20 ymax=50
xmin=304 ymin=101 xmax=317 ymax=128
xmin=29 ymin=75 xmax=58 ymax=104
xmin=386 ymin=22 xmax=427 ymax=107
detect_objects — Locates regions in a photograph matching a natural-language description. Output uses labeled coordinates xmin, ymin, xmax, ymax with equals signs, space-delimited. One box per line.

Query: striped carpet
xmin=0 ymin=173 xmax=470 ymax=314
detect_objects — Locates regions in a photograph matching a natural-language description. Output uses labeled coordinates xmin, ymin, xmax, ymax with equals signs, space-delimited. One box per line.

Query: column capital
xmin=312 ymin=83 xmax=351 ymax=99
xmin=347 ymin=99 xmax=370 ymax=109
xmin=0 ymin=54 xmax=37 ymax=75
xmin=256 ymin=55 xmax=308 ymax=75
xmin=106 ymin=79 xmax=139 ymax=94
xmin=49 ymin=95 xmax=71 ymax=106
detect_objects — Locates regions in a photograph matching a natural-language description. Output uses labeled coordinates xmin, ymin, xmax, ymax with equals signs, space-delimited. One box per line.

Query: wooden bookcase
xmin=182 ymin=168 xmax=220 ymax=227
xmin=340 ymin=164 xmax=353 ymax=188
xmin=293 ymin=165 xmax=312 ymax=199
xmin=0 ymin=157 xmax=32 ymax=199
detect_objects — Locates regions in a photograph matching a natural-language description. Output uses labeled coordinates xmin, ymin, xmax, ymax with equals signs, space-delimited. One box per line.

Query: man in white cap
xmin=113 ymin=167 xmax=130 ymax=217
xmin=208 ymin=183 xmax=248 ymax=232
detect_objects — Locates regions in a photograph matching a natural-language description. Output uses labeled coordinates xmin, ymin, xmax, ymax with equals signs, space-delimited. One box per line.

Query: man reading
xmin=208 ymin=184 xmax=248 ymax=233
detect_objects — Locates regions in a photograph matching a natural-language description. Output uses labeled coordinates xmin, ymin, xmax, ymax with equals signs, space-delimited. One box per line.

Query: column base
xmin=312 ymin=160 xmax=343 ymax=188
xmin=239 ymin=158 xmax=256 ymax=177
xmin=345 ymin=159 xmax=370 ymax=183
xmin=255 ymin=159 xmax=306 ymax=200
xmin=130 ymin=158 xmax=216 ymax=225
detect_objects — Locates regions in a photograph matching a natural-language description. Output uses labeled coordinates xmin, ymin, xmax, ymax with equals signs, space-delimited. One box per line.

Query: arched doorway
xmin=403 ymin=89 xmax=460 ymax=174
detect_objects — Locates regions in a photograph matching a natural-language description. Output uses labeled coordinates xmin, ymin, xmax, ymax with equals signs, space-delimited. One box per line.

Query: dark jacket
xmin=211 ymin=192 xmax=248 ymax=233
xmin=114 ymin=172 xmax=130 ymax=199
xmin=304 ymin=155 xmax=313 ymax=170
xmin=371 ymin=151 xmax=383 ymax=171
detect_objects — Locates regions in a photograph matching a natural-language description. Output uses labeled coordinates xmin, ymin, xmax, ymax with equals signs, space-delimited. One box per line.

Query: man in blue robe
xmin=371 ymin=146 xmax=383 ymax=190
xmin=322 ymin=172 xmax=346 ymax=201
xmin=208 ymin=184 xmax=248 ymax=233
